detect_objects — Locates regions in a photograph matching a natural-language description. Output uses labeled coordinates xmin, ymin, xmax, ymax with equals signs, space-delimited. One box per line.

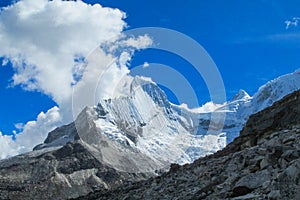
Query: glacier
xmin=35 ymin=69 xmax=300 ymax=166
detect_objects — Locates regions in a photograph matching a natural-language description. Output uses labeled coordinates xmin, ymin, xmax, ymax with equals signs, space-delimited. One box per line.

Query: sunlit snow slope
xmin=37 ymin=69 xmax=300 ymax=165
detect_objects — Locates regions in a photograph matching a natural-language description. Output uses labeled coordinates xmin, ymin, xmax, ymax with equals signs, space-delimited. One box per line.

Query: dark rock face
xmin=77 ymin=90 xmax=300 ymax=200
xmin=0 ymin=141 xmax=151 ymax=200
xmin=33 ymin=122 xmax=78 ymax=151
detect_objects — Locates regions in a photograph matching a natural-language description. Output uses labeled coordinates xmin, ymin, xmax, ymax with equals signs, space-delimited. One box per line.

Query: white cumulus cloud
xmin=0 ymin=106 xmax=61 ymax=159
xmin=0 ymin=0 xmax=152 ymax=159
xmin=0 ymin=0 xmax=126 ymax=106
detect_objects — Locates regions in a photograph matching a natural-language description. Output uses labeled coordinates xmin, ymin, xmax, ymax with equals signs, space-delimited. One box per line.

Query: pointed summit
xmin=232 ymin=89 xmax=250 ymax=101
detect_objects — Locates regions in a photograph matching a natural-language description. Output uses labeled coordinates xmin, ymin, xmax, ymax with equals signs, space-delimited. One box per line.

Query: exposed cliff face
xmin=77 ymin=90 xmax=300 ymax=200
xmin=33 ymin=122 xmax=78 ymax=151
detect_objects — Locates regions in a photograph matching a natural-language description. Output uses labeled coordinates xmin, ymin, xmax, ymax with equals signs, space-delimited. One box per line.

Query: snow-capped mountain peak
xmin=90 ymin=75 xmax=226 ymax=165
xmin=231 ymin=89 xmax=251 ymax=101
xmin=111 ymin=75 xmax=158 ymax=98
xmin=36 ymin=69 xmax=300 ymax=167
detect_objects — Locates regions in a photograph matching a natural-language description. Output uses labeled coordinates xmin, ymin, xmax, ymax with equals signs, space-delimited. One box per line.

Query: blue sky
xmin=0 ymin=0 xmax=300 ymax=135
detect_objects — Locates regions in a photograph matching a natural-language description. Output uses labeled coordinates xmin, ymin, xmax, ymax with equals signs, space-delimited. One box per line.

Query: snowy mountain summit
xmin=36 ymin=69 xmax=300 ymax=167
xmin=75 ymin=75 xmax=226 ymax=166
xmin=232 ymin=89 xmax=251 ymax=101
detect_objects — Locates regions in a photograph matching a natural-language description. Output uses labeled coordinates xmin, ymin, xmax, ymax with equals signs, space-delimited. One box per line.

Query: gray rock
xmin=235 ymin=170 xmax=271 ymax=190
xmin=268 ymin=190 xmax=281 ymax=199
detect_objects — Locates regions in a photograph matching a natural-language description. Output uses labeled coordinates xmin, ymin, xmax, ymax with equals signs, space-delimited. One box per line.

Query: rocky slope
xmin=77 ymin=89 xmax=300 ymax=200
xmin=0 ymin=141 xmax=154 ymax=200
xmin=0 ymin=94 xmax=168 ymax=199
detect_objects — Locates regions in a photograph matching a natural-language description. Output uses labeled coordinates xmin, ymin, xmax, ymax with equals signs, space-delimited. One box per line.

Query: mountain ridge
xmin=0 ymin=70 xmax=299 ymax=199
xmin=33 ymin=69 xmax=300 ymax=165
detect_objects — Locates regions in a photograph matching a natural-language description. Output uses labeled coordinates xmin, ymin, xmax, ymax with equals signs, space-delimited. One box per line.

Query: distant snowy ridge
xmin=218 ymin=68 xmax=300 ymax=142
xmin=251 ymin=69 xmax=300 ymax=113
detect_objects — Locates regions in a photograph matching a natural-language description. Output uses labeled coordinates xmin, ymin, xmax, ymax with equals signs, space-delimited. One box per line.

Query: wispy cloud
xmin=234 ymin=17 xmax=300 ymax=44
xmin=267 ymin=33 xmax=300 ymax=41
xmin=285 ymin=17 xmax=300 ymax=29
